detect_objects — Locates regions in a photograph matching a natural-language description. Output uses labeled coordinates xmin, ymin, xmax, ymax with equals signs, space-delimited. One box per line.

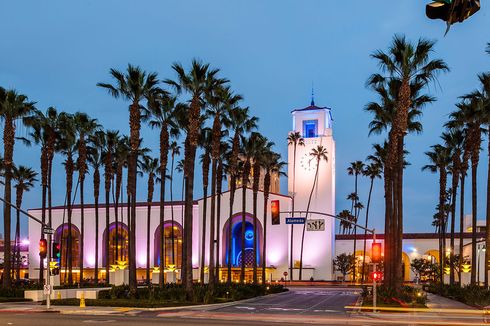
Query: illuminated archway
xmin=102 ymin=222 xmax=129 ymax=266
xmin=154 ymin=221 xmax=183 ymax=268
xmin=222 ymin=214 xmax=263 ymax=267
xmin=54 ymin=224 xmax=81 ymax=268
xmin=402 ymin=252 xmax=411 ymax=281
xmin=425 ymin=250 xmax=439 ymax=263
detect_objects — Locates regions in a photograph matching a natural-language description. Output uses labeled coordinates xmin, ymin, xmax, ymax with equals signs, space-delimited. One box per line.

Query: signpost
xmin=286 ymin=217 xmax=306 ymax=224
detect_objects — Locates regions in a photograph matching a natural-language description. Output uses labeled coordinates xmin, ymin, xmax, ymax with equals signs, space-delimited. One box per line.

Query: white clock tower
xmin=288 ymin=98 xmax=336 ymax=280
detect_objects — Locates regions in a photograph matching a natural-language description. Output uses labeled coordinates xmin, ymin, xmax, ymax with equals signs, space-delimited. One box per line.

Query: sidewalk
xmin=426 ymin=293 xmax=477 ymax=310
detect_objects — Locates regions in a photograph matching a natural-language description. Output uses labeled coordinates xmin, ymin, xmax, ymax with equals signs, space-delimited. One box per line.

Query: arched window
xmin=222 ymin=214 xmax=263 ymax=268
xmin=102 ymin=222 xmax=129 ymax=266
xmin=54 ymin=224 xmax=81 ymax=268
xmin=154 ymin=221 xmax=183 ymax=268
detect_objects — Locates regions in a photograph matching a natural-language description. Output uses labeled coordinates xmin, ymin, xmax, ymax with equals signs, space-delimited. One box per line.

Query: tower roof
xmin=291 ymin=104 xmax=332 ymax=113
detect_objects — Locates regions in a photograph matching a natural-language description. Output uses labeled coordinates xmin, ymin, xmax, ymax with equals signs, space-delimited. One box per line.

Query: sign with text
xmin=286 ymin=217 xmax=305 ymax=224
xmin=307 ymin=219 xmax=325 ymax=231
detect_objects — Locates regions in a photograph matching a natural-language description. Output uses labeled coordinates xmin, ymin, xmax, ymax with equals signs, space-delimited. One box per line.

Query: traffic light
xmin=371 ymin=271 xmax=383 ymax=282
xmin=52 ymin=242 xmax=61 ymax=261
xmin=426 ymin=0 xmax=480 ymax=31
xmin=39 ymin=239 xmax=47 ymax=259
xmin=372 ymin=242 xmax=382 ymax=264
xmin=271 ymin=200 xmax=280 ymax=225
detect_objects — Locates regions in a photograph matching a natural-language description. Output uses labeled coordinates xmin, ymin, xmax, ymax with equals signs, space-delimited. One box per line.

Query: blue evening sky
xmin=1 ymin=1 xmax=489 ymax=238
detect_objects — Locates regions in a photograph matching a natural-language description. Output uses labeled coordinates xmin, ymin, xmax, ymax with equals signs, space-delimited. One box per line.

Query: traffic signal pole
xmin=0 ymin=196 xmax=53 ymax=310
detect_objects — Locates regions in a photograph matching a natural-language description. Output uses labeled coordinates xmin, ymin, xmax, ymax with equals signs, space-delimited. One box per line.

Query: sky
xmin=0 ymin=0 xmax=489 ymax=238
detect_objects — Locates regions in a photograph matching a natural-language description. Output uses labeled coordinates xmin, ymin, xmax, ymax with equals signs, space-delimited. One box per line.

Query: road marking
xmin=82 ymin=320 xmax=115 ymax=323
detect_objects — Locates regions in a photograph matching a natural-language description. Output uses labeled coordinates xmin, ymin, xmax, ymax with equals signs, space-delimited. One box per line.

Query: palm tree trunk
xmin=485 ymin=134 xmax=490 ymax=287
xmin=361 ymin=178 xmax=374 ymax=283
xmin=200 ymin=185 xmax=208 ymax=284
xmin=459 ymin=173 xmax=465 ymax=286
xmin=352 ymin=174 xmax=358 ymax=283
xmin=215 ymin=159 xmax=223 ymax=283
xmin=262 ymin=172 xmax=270 ymax=285
xmin=146 ymin=186 xmax=152 ymax=285
xmin=471 ymin=161 xmax=478 ymax=285
xmin=383 ymin=165 xmax=393 ymax=289
xmin=181 ymin=175 xmax=186 ymax=284
xmin=105 ymin=186 xmax=110 ymax=284
xmin=2 ymin=117 xmax=14 ymax=288
xmin=252 ymin=188 xmax=258 ymax=284
xmin=15 ymin=189 xmax=22 ymax=281
xmin=80 ymin=178 xmax=85 ymax=284
xmin=183 ymin=144 xmax=197 ymax=293
xmin=159 ymin=169 xmax=166 ymax=287
xmin=450 ymin=171 xmax=458 ymax=286
xmin=208 ymin=159 xmax=217 ymax=290
xmin=94 ymin=168 xmax=100 ymax=284
xmin=290 ymin=144 xmax=297 ymax=280
xmin=170 ymin=157 xmax=175 ymax=266
xmin=299 ymin=160 xmax=320 ymax=280
xmin=227 ymin=177 xmax=236 ymax=285
xmin=66 ymin=158 xmax=74 ymax=285
xmin=241 ymin=174 xmax=247 ymax=283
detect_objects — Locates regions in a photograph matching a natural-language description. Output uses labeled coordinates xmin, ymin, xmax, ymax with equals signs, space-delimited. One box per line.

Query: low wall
xmin=24 ymin=287 xmax=111 ymax=302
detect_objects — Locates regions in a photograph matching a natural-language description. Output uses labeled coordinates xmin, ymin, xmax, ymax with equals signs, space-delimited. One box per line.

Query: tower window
xmin=303 ymin=120 xmax=318 ymax=138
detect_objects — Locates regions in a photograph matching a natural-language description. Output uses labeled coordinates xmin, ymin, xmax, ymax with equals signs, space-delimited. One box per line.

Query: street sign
xmin=307 ymin=219 xmax=325 ymax=231
xmin=286 ymin=217 xmax=305 ymax=224
xmin=42 ymin=227 xmax=54 ymax=235
xmin=43 ymin=284 xmax=52 ymax=295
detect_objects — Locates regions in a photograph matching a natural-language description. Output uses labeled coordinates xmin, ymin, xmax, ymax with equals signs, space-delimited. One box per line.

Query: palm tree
xmin=88 ymin=131 xmax=106 ymax=284
xmin=165 ymin=60 xmax=228 ymax=292
xmin=287 ymin=131 xmax=304 ymax=279
xmin=214 ymin=140 xmax=229 ymax=282
xmin=12 ymin=165 xmax=37 ymax=280
xmin=448 ymin=98 xmax=486 ymax=285
xmin=206 ymin=85 xmax=241 ymax=289
xmin=299 ymin=145 xmax=328 ymax=280
xmin=198 ymin=128 xmax=212 ymax=284
xmin=0 ymin=88 xmax=35 ymax=288
xmin=23 ymin=106 xmax=59 ymax=282
xmin=57 ymin=113 xmax=78 ymax=285
xmin=441 ymin=128 xmax=464 ymax=285
xmin=423 ymin=144 xmax=451 ymax=289
xmin=98 ymin=64 xmax=160 ymax=294
xmin=169 ymin=142 xmax=181 ymax=266
xmin=102 ymin=130 xmax=119 ymax=283
xmin=367 ymin=35 xmax=448 ymax=289
xmin=141 ymin=155 xmax=160 ymax=284
xmin=347 ymin=161 xmax=364 ymax=282
xmin=148 ymin=92 xmax=178 ymax=286
xmin=73 ymin=112 xmax=98 ymax=283
xmin=361 ymin=162 xmax=382 ymax=281
xmin=338 ymin=209 xmax=353 ymax=235
xmin=261 ymin=151 xmax=286 ymax=284
xmin=225 ymin=107 xmax=257 ymax=284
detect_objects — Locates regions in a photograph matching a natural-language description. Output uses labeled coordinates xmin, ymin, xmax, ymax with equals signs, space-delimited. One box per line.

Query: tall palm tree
xmin=347 ymin=161 xmax=364 ymax=282
xmin=0 ymin=88 xmax=35 ymax=288
xmin=98 ymin=64 xmax=160 ymax=293
xmin=148 ymin=92 xmax=178 ymax=286
xmin=361 ymin=162 xmax=382 ymax=282
xmin=441 ymin=128 xmax=464 ymax=285
xmin=367 ymin=36 xmax=448 ymax=289
xmin=464 ymin=73 xmax=490 ymax=286
xmin=299 ymin=145 xmax=328 ymax=280
xmin=165 ymin=60 xmax=228 ymax=292
xmin=73 ymin=112 xmax=98 ymax=283
xmin=448 ymin=98 xmax=486 ymax=285
xmin=239 ymin=134 xmax=253 ymax=283
xmin=12 ymin=165 xmax=37 ymax=280
xmin=423 ymin=144 xmax=451 ymax=289
xmin=88 ymin=131 xmax=105 ymax=284
xmin=57 ymin=113 xmax=78 ymax=285
xmin=141 ymin=155 xmax=160 ymax=284
xmin=23 ymin=106 xmax=59 ymax=282
xmin=206 ymin=85 xmax=241 ymax=289
xmin=169 ymin=141 xmax=181 ymax=266
xmin=287 ymin=131 xmax=304 ymax=279
xmin=261 ymin=151 xmax=286 ymax=284
xmin=214 ymin=140 xmax=229 ymax=282
xmin=102 ymin=130 xmax=119 ymax=283
xmin=338 ymin=209 xmax=353 ymax=235
xmin=225 ymin=107 xmax=257 ymax=284
xmin=198 ymin=128 xmax=212 ymax=284
xmin=251 ymin=135 xmax=273 ymax=284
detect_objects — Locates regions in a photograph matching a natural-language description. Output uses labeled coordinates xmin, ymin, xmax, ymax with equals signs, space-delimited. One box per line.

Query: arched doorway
xmin=425 ymin=249 xmax=439 ymax=263
xmin=54 ymin=224 xmax=81 ymax=268
xmin=222 ymin=214 xmax=264 ymax=268
xmin=102 ymin=222 xmax=129 ymax=266
xmin=154 ymin=221 xmax=183 ymax=268
xmin=402 ymin=252 xmax=411 ymax=281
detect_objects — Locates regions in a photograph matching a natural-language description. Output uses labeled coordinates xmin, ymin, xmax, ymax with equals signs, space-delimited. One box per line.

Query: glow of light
xmin=86 ymin=255 xmax=95 ymax=267
xmin=21 ymin=239 xmax=30 ymax=245
xmin=267 ymin=250 xmax=281 ymax=265
xmin=137 ymin=255 xmax=146 ymax=267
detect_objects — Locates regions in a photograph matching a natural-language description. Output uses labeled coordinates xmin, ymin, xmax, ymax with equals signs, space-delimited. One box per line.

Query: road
xmin=1 ymin=286 xmax=489 ymax=325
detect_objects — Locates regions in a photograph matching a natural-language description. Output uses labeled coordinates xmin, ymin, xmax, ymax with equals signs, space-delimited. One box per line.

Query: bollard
xmin=57 ymin=291 xmax=61 ymax=300
xmin=79 ymin=292 xmax=86 ymax=308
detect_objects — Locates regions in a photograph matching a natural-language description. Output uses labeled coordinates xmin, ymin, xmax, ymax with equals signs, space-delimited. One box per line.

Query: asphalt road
xmin=1 ymin=287 xmax=489 ymax=325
